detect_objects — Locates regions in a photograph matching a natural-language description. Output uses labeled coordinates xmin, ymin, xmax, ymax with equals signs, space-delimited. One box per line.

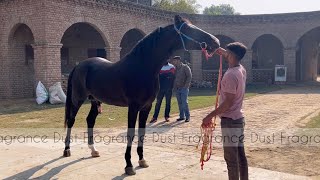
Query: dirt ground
xmin=1 ymin=85 xmax=320 ymax=179
xmin=144 ymin=85 xmax=320 ymax=177
xmin=242 ymin=86 xmax=320 ymax=177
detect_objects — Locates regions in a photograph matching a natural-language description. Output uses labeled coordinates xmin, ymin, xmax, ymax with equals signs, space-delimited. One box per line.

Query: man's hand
xmin=202 ymin=114 xmax=214 ymax=127
xmin=215 ymin=47 xmax=226 ymax=56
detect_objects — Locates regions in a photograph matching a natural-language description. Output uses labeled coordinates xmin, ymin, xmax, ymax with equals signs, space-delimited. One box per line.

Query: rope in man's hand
xmin=197 ymin=50 xmax=223 ymax=170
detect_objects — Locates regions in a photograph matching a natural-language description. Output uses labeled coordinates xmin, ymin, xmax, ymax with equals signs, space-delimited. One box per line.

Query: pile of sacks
xmin=36 ymin=81 xmax=66 ymax=105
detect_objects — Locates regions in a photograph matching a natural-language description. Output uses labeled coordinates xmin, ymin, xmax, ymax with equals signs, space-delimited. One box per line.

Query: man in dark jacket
xmin=171 ymin=56 xmax=192 ymax=122
xmin=150 ymin=60 xmax=176 ymax=123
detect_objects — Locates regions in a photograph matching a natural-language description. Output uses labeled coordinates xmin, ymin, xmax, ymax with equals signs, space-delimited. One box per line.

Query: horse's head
xmin=174 ymin=15 xmax=220 ymax=54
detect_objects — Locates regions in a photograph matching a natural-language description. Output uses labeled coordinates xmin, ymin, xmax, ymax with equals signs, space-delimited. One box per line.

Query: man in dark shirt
xmin=171 ymin=56 xmax=192 ymax=122
xmin=150 ymin=60 xmax=176 ymax=123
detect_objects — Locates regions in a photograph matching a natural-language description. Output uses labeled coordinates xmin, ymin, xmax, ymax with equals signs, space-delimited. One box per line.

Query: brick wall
xmin=0 ymin=2 xmax=6 ymax=99
xmin=126 ymin=0 xmax=151 ymax=6
xmin=0 ymin=0 xmax=44 ymax=99
xmin=1 ymin=0 xmax=320 ymax=98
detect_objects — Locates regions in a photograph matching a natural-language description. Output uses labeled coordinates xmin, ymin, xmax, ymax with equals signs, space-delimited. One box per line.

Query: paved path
xmin=2 ymin=86 xmax=320 ymax=179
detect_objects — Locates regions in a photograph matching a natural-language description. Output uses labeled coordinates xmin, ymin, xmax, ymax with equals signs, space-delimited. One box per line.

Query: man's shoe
xmin=185 ymin=118 xmax=190 ymax=122
xmin=176 ymin=117 xmax=185 ymax=121
xmin=165 ymin=117 xmax=170 ymax=122
xmin=150 ymin=118 xmax=157 ymax=123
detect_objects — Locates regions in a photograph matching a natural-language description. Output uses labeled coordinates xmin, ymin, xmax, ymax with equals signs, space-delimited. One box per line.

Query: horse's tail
xmin=64 ymin=68 xmax=75 ymax=129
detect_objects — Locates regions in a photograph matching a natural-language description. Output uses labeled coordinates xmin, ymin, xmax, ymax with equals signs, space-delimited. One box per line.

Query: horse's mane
xmin=120 ymin=17 xmax=191 ymax=62
xmin=121 ymin=24 xmax=173 ymax=61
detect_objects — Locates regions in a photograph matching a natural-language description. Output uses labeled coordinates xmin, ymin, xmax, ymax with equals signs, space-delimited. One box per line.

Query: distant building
xmin=122 ymin=0 xmax=152 ymax=6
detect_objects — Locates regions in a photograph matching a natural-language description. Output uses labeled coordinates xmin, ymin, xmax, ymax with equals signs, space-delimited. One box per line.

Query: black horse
xmin=63 ymin=15 xmax=220 ymax=175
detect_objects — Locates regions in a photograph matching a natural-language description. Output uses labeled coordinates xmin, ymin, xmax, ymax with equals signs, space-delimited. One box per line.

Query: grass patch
xmin=305 ymin=113 xmax=320 ymax=128
xmin=0 ymin=84 xmax=281 ymax=129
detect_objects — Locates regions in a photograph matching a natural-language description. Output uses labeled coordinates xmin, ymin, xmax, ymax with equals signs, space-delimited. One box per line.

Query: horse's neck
xmin=121 ymin=25 xmax=179 ymax=76
xmin=142 ymin=26 xmax=179 ymax=74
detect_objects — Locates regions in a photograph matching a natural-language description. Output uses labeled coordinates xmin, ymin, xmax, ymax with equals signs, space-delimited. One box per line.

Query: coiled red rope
xmin=198 ymin=48 xmax=223 ymax=170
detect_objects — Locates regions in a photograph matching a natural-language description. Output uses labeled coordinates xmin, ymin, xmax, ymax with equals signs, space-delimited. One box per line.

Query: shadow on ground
xmin=3 ymin=156 xmax=93 ymax=180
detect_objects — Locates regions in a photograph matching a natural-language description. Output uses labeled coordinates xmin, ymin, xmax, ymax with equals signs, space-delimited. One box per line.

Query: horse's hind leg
xmin=137 ymin=104 xmax=151 ymax=168
xmin=64 ymin=100 xmax=84 ymax=157
xmin=86 ymin=99 xmax=101 ymax=157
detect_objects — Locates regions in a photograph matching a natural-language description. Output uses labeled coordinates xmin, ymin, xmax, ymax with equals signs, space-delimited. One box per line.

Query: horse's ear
xmin=174 ymin=15 xmax=183 ymax=24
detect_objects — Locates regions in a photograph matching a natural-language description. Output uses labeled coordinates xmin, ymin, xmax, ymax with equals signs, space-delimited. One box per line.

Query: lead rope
xmin=197 ymin=50 xmax=223 ymax=170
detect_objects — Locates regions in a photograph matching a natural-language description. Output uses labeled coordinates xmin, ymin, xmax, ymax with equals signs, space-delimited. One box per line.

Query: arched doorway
xmin=120 ymin=29 xmax=145 ymax=59
xmin=202 ymin=35 xmax=235 ymax=83
xmin=60 ymin=23 xmax=108 ymax=74
xmin=252 ymin=34 xmax=284 ymax=83
xmin=296 ymin=27 xmax=320 ymax=81
xmin=8 ymin=24 xmax=35 ymax=98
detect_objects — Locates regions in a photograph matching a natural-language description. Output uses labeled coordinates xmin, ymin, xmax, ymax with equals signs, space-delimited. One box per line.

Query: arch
xmin=6 ymin=18 xmax=38 ymax=44
xmin=246 ymin=32 xmax=288 ymax=50
xmin=7 ymin=23 xmax=35 ymax=98
xmin=295 ymin=26 xmax=320 ymax=81
xmin=120 ymin=28 xmax=146 ymax=59
xmin=251 ymin=34 xmax=284 ymax=69
xmin=59 ymin=17 xmax=110 ymax=49
xmin=295 ymin=25 xmax=320 ymax=45
xmin=60 ymin=22 xmax=109 ymax=74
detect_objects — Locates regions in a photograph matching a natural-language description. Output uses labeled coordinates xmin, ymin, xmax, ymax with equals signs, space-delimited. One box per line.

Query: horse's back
xmin=82 ymin=57 xmax=113 ymax=66
xmin=71 ymin=57 xmax=128 ymax=106
xmin=71 ymin=57 xmax=114 ymax=86
xmin=74 ymin=57 xmax=116 ymax=77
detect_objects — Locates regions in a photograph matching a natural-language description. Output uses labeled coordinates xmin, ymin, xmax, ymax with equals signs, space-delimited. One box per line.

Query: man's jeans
xmin=221 ymin=117 xmax=248 ymax=180
xmin=176 ymin=88 xmax=190 ymax=119
xmin=153 ymin=89 xmax=173 ymax=119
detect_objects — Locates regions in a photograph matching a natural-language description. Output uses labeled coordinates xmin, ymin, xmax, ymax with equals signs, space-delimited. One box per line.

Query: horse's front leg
xmin=137 ymin=104 xmax=151 ymax=168
xmin=125 ymin=103 xmax=139 ymax=175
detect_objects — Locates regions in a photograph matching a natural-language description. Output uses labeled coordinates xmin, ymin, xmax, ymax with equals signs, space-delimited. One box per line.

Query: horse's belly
xmin=102 ymin=98 xmax=128 ymax=107
xmin=87 ymin=80 xmax=128 ymax=106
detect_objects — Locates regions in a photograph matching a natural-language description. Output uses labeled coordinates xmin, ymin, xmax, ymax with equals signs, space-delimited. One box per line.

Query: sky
xmin=196 ymin=0 xmax=320 ymax=15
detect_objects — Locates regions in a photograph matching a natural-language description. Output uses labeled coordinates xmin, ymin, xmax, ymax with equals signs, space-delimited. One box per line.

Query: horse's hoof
xmin=125 ymin=167 xmax=136 ymax=175
xmin=63 ymin=149 xmax=71 ymax=157
xmin=138 ymin=159 xmax=149 ymax=168
xmin=91 ymin=150 xmax=100 ymax=157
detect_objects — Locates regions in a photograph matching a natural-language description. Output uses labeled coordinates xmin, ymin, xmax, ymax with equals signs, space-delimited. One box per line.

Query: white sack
xmin=49 ymin=82 xmax=66 ymax=104
xmin=36 ymin=81 xmax=49 ymax=105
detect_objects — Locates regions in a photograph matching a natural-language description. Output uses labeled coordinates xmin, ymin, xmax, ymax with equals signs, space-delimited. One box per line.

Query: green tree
xmin=203 ymin=4 xmax=240 ymax=15
xmin=152 ymin=0 xmax=201 ymax=14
